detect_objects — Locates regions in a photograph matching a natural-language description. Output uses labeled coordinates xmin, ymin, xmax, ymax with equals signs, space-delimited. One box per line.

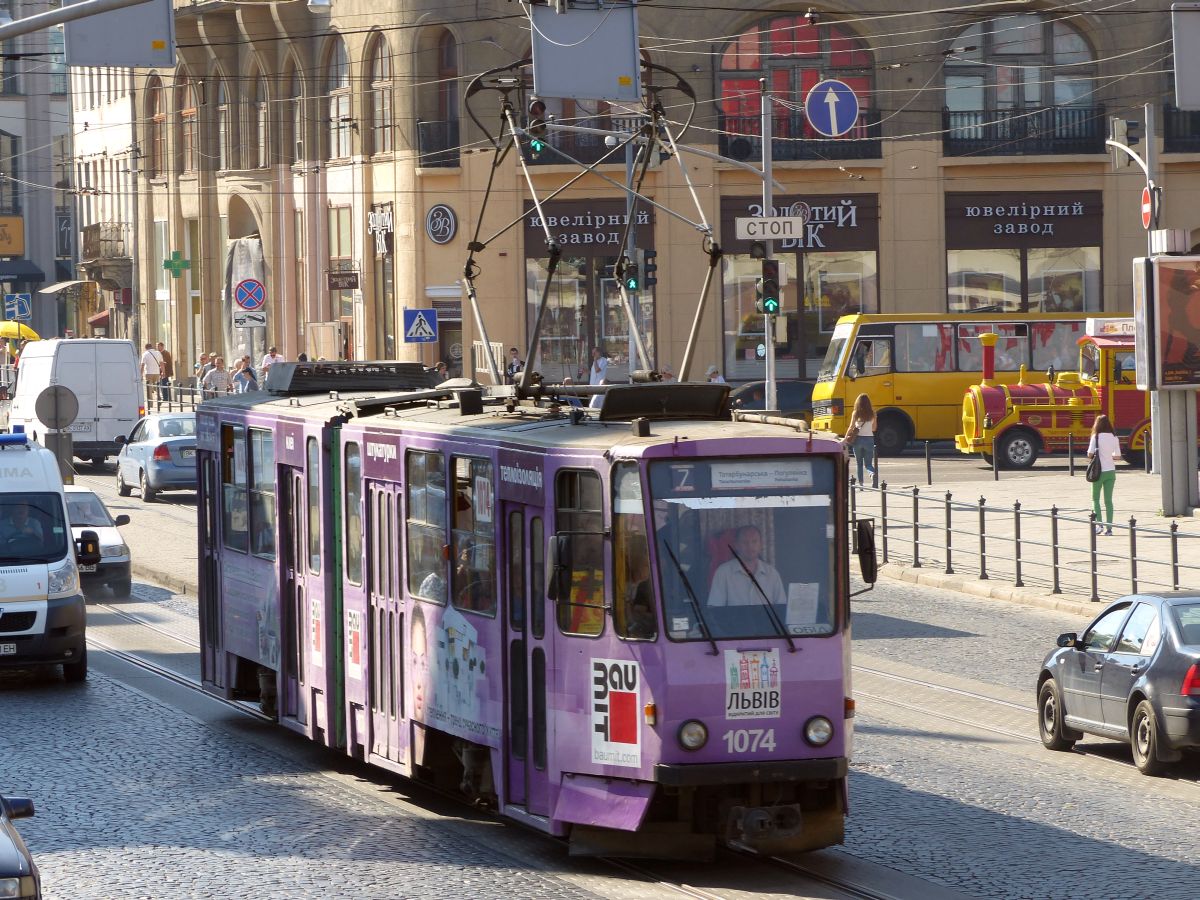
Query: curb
xmin=132 ymin=560 xmax=197 ymax=598
xmin=879 ymin=563 xmax=1103 ymax=618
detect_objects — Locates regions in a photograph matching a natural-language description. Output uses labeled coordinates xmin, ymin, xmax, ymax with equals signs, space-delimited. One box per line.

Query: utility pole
xmin=761 ymin=77 xmax=777 ymax=412
xmin=624 ymin=134 xmax=637 ymax=377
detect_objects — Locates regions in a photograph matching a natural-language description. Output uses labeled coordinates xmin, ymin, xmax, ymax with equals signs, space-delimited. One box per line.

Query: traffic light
xmin=624 ymin=265 xmax=640 ymax=291
xmin=760 ymin=259 xmax=780 ymax=315
xmin=643 ymin=249 xmax=658 ymax=287
xmin=1110 ymin=116 xmax=1140 ymax=168
xmin=528 ymin=99 xmax=548 ymax=158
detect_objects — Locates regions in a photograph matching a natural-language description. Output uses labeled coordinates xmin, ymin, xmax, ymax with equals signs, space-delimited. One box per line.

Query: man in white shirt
xmin=707 ymin=525 xmax=786 ymax=607
xmin=259 ymin=347 xmax=284 ymax=379
xmin=589 ymin=348 xmax=608 ymax=386
xmin=140 ymin=343 xmax=163 ymax=404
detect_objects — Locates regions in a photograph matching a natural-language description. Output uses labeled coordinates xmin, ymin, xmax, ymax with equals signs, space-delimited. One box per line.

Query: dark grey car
xmin=1037 ymin=593 xmax=1200 ymax=775
xmin=0 ymin=795 xmax=39 ymax=900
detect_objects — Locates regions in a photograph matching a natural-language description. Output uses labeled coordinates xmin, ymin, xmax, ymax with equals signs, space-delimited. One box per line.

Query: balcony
xmin=521 ymin=117 xmax=627 ymax=167
xmin=942 ymin=106 xmax=1105 ymax=156
xmin=717 ymin=109 xmax=882 ymax=162
xmin=81 ymin=222 xmax=130 ymax=260
xmin=417 ymin=120 xmax=460 ymax=168
xmin=1163 ymin=104 xmax=1200 ymax=153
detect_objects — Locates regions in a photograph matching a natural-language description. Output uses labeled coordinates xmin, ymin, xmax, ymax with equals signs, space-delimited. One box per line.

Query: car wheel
xmin=998 ymin=428 xmax=1039 ymax=469
xmin=1130 ymin=700 xmax=1170 ymax=776
xmin=140 ymin=470 xmax=157 ymax=503
xmin=110 ymin=577 xmax=132 ymax=596
xmin=874 ymin=413 xmax=911 ymax=457
xmin=1038 ymin=680 xmax=1078 ymax=751
xmin=117 ymin=468 xmax=132 ymax=497
xmin=62 ymin=649 xmax=88 ymax=683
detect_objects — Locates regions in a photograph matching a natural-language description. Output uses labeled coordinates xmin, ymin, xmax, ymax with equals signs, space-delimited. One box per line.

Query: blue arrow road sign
xmin=804 ymin=79 xmax=860 ymax=138
xmin=403 ymin=308 xmax=438 ymax=343
xmin=3 ymin=293 xmax=31 ymax=321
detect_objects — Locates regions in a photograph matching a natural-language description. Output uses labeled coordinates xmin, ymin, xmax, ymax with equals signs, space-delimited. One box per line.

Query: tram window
xmin=530 ymin=517 xmax=545 ymax=639
xmin=450 ymin=456 xmax=497 ymax=616
xmin=249 ymin=428 xmax=275 ymax=559
xmin=613 ymin=463 xmax=655 ymax=641
xmin=532 ymin=647 xmax=547 ymax=770
xmin=345 ymin=442 xmax=363 ymax=585
xmin=509 ymin=510 xmax=525 ymax=631
xmin=221 ymin=424 xmax=248 ymax=553
xmin=407 ymin=450 xmax=447 ymax=604
xmin=555 ymin=469 xmax=605 ymax=637
xmin=509 ymin=641 xmax=527 ymax=760
xmin=306 ymin=438 xmax=320 ymax=574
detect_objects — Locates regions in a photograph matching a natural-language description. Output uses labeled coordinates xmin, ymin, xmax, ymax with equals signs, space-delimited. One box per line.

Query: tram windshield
xmin=648 ymin=457 xmax=838 ymax=642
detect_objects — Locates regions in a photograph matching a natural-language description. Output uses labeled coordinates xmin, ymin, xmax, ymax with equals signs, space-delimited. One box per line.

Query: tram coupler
xmin=726 ymin=803 xmax=803 ymax=850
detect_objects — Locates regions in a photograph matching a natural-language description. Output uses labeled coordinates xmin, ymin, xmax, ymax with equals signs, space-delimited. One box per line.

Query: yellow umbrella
xmin=0 ymin=321 xmax=40 ymax=341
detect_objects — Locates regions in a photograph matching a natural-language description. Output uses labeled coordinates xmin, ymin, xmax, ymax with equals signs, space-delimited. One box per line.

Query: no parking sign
xmin=233 ymin=278 xmax=267 ymax=328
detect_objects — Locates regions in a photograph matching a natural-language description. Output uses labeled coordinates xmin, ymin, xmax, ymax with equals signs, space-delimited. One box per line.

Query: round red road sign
xmin=1141 ymin=185 xmax=1153 ymax=230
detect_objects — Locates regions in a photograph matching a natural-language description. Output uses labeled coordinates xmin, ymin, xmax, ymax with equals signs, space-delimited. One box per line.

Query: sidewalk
xmin=855 ymin=462 xmax=1200 ymax=618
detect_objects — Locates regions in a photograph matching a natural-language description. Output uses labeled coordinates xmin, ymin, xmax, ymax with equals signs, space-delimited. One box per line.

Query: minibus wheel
xmin=62 ymin=650 xmax=88 ymax=683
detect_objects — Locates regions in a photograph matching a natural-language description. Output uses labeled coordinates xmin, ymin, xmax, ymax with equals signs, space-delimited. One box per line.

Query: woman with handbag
xmin=1086 ymin=414 xmax=1122 ymax=535
xmin=842 ymin=393 xmax=878 ymax=487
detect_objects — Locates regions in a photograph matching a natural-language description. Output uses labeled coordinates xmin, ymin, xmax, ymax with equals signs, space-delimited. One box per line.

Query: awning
xmin=0 ymin=259 xmax=45 ymax=281
xmin=87 ymin=309 xmax=110 ymax=326
xmin=40 ymin=279 xmax=88 ymax=294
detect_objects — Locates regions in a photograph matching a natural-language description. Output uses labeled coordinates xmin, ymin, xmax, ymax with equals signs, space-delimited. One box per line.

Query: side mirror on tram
xmin=76 ymin=529 xmax=102 ymax=568
xmin=546 ymin=534 xmax=573 ymax=602
xmin=855 ymin=519 xmax=878 ymax=584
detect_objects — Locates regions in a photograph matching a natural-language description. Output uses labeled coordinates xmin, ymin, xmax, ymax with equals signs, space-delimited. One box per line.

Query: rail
xmin=850 ymin=478 xmax=1200 ymax=603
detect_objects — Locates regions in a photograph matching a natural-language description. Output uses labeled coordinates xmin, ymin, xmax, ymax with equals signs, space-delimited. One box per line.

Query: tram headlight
xmin=804 ymin=716 xmax=834 ymax=747
xmin=677 ymin=719 xmax=708 ymax=751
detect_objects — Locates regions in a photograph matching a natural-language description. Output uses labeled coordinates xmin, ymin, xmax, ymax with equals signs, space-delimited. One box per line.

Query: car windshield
xmin=66 ymin=492 xmax=114 ymax=528
xmin=1171 ymin=602 xmax=1200 ymax=647
xmin=0 ymin=492 xmax=69 ymax=564
xmin=649 ymin=456 xmax=838 ymax=642
xmin=818 ymin=323 xmax=853 ymax=382
xmin=156 ymin=416 xmax=197 ymax=438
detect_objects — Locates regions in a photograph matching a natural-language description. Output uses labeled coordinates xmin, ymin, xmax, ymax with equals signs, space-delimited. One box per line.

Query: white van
xmin=4 ymin=339 xmax=142 ymax=465
xmin=0 ymin=433 xmax=101 ymax=681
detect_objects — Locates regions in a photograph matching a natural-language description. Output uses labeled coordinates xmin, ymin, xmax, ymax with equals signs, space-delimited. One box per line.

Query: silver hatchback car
xmin=1037 ymin=592 xmax=1200 ymax=775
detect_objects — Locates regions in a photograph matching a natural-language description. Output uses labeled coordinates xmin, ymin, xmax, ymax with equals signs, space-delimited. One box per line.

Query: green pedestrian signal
xmin=624 ymin=265 xmax=640 ymax=291
xmin=760 ymin=259 xmax=780 ymax=315
xmin=528 ymin=99 xmax=548 ymax=159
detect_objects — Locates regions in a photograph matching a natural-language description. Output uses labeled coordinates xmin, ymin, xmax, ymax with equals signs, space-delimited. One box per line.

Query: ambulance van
xmin=0 ymin=433 xmax=101 ymax=682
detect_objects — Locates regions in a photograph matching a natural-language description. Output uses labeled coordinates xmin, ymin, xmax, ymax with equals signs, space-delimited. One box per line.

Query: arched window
xmin=718 ymin=15 xmax=874 ymax=160
xmin=176 ymin=73 xmax=199 ymax=173
xmin=217 ymin=78 xmax=231 ymax=169
xmin=438 ymin=31 xmax=458 ymax=124
xmin=368 ymin=36 xmax=393 ymax=154
xmin=147 ymin=76 xmax=165 ymax=177
xmin=252 ymin=74 xmax=269 ymax=167
xmin=416 ymin=29 xmax=459 ymax=167
xmin=325 ymin=37 xmax=352 ymax=160
xmin=944 ymin=15 xmax=1097 ymax=153
xmin=285 ymin=64 xmax=304 ymax=163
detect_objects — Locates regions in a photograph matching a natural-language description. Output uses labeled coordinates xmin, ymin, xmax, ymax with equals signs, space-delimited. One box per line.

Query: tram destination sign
xmin=735 ymin=216 xmax=810 ymax=241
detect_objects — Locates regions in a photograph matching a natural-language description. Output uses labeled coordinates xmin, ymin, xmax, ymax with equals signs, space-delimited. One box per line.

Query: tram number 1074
xmin=722 ymin=728 xmax=777 ymax=753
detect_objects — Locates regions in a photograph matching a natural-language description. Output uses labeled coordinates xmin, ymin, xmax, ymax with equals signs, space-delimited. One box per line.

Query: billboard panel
xmin=1133 ymin=257 xmax=1154 ymax=390
xmin=1153 ymin=255 xmax=1200 ymax=389
xmin=64 ymin=0 xmax=175 ymax=68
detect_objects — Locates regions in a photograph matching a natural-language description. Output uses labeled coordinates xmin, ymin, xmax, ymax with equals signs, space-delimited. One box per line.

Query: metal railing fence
xmin=850 ymin=479 xmax=1200 ymax=604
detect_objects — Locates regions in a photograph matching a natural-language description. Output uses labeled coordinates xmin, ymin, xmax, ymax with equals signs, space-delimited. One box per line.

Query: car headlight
xmin=0 ymin=876 xmax=26 ymax=898
xmin=48 ymin=557 xmax=79 ymax=597
xmin=804 ymin=716 xmax=834 ymax=747
xmin=101 ymin=543 xmax=129 ymax=558
xmin=678 ymin=719 xmax=708 ymax=751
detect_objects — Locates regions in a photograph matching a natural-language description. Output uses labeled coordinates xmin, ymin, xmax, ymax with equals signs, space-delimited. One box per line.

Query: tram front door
xmin=503 ymin=504 xmax=553 ymax=818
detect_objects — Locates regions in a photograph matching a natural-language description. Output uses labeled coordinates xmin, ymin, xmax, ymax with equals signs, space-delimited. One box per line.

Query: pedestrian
xmin=156 ymin=341 xmax=173 ymax=401
xmin=589 ymin=347 xmax=608 ymax=386
xmin=297 ymin=352 xmax=309 ymax=363
xmin=842 ymin=393 xmax=878 ymax=487
xmin=140 ymin=342 xmax=163 ymax=405
xmin=202 ymin=356 xmax=231 ymax=398
xmin=506 ymin=347 xmax=525 ymax=384
xmin=659 ymin=362 xmax=675 ymax=382
xmin=704 ymin=364 xmax=726 ymax=384
xmin=259 ymin=346 xmax=284 ymax=379
xmin=1087 ymin=413 xmax=1122 ymax=536
xmin=233 ymin=358 xmax=259 ymax=393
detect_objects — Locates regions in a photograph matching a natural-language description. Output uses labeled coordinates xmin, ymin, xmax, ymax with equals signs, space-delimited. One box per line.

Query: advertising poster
xmin=1153 ymin=257 xmax=1200 ymax=389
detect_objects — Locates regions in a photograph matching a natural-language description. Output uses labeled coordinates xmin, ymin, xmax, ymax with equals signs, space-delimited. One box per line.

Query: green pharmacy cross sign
xmin=163 ymin=250 xmax=191 ymax=279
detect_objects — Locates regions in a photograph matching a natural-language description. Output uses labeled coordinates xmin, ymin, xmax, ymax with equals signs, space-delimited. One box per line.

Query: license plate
xmin=0 ymin=643 xmax=15 ymax=655
xmin=181 ymin=448 xmax=196 ymax=459
xmin=64 ymin=422 xmax=92 ymax=433
xmin=79 ymin=564 xmax=97 ymax=573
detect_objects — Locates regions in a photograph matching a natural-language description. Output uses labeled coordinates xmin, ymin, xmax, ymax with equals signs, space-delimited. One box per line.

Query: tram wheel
xmin=1037 ymin=679 xmax=1077 ymax=751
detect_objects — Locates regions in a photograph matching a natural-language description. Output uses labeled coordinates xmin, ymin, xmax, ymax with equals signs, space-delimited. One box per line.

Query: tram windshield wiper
xmin=661 ymin=540 xmax=718 ymax=655
xmin=727 ymin=546 xmax=797 ymax=653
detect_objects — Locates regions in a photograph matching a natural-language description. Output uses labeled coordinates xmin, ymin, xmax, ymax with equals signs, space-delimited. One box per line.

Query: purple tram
xmin=196 ymin=364 xmax=875 ymax=859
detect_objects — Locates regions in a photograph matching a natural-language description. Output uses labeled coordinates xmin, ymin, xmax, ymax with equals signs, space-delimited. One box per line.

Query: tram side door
xmin=198 ymin=453 xmax=222 ymax=689
xmin=368 ymin=483 xmax=407 ymax=766
xmin=503 ymin=505 xmax=553 ymax=817
xmin=279 ymin=468 xmax=309 ymax=728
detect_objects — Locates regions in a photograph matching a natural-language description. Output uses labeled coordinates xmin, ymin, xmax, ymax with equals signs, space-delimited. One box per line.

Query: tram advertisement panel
xmin=497 ymin=449 xmax=545 ymax=505
xmin=412 ymin=605 xmax=500 ymax=745
xmin=591 ymin=658 xmax=641 ymax=767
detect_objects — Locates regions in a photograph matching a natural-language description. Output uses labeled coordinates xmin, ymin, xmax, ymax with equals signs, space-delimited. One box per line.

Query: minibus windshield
xmin=649 ymin=457 xmax=838 ymax=643
xmin=818 ymin=323 xmax=854 ymax=382
xmin=0 ymin=493 xmax=69 ymax=564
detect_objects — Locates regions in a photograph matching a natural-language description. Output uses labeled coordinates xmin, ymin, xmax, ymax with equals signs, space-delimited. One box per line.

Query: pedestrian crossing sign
xmin=403 ymin=308 xmax=438 ymax=343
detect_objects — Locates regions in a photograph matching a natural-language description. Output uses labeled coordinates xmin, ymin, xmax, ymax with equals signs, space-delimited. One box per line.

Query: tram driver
xmin=707 ymin=525 xmax=787 ymax=608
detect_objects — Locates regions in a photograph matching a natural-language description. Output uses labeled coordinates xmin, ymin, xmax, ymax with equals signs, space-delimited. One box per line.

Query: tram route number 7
xmin=723 ymin=728 xmax=776 ymax=753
